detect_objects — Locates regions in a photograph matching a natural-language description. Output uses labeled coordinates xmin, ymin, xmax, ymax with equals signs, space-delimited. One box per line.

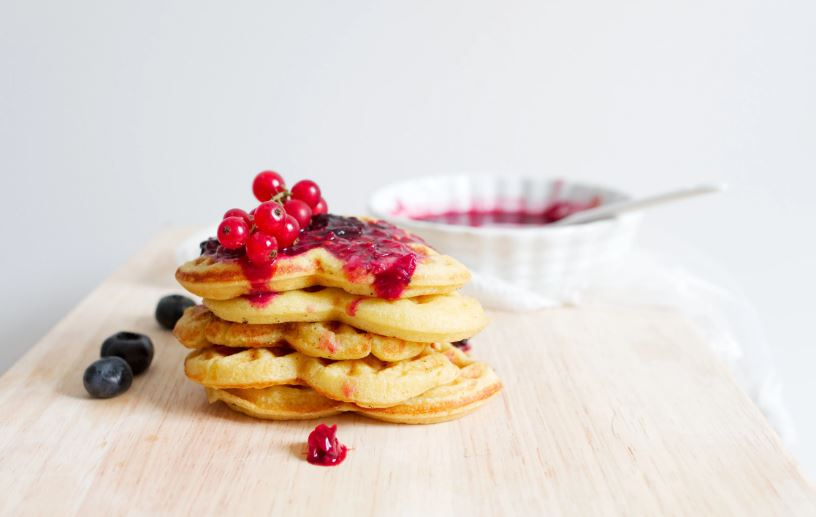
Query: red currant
xmin=223 ymin=208 xmax=251 ymax=226
xmin=284 ymin=199 xmax=312 ymax=228
xmin=312 ymin=197 xmax=328 ymax=215
xmin=252 ymin=171 xmax=286 ymax=202
xmin=217 ymin=216 xmax=250 ymax=249
xmin=245 ymin=231 xmax=278 ymax=264
xmin=254 ymin=201 xmax=286 ymax=234
xmin=291 ymin=180 xmax=321 ymax=208
xmin=273 ymin=214 xmax=300 ymax=248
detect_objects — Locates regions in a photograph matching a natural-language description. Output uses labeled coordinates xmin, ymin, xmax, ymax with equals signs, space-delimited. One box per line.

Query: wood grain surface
xmin=0 ymin=228 xmax=813 ymax=516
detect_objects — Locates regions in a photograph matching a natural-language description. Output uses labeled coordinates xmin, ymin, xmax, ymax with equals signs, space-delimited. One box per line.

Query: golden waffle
xmin=174 ymin=305 xmax=427 ymax=362
xmin=204 ymin=288 xmax=488 ymax=343
xmin=184 ymin=345 xmax=461 ymax=408
xmin=176 ymin=240 xmax=469 ymax=300
xmin=207 ymin=385 xmax=341 ymax=420
xmin=298 ymin=351 xmax=458 ymax=408
xmin=357 ymin=362 xmax=501 ymax=424
xmin=204 ymin=362 xmax=502 ymax=424
xmin=184 ymin=347 xmax=302 ymax=389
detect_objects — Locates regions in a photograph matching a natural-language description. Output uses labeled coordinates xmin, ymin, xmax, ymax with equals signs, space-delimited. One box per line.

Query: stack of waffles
xmin=172 ymin=214 xmax=501 ymax=424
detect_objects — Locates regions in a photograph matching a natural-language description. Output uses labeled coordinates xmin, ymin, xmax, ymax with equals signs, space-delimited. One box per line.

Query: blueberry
xmin=101 ymin=331 xmax=154 ymax=374
xmin=199 ymin=237 xmax=220 ymax=255
xmin=83 ymin=357 xmax=133 ymax=398
xmin=309 ymin=214 xmax=364 ymax=238
xmin=155 ymin=294 xmax=195 ymax=330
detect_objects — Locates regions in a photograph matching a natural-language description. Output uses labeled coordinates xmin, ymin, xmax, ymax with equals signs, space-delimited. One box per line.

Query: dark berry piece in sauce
xmin=452 ymin=339 xmax=471 ymax=353
xmin=199 ymin=238 xmax=220 ymax=256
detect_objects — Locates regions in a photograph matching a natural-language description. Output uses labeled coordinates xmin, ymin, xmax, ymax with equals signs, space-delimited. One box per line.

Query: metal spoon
xmin=550 ymin=183 xmax=726 ymax=226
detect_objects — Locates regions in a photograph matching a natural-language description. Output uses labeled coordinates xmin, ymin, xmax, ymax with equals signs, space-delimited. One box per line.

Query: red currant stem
xmin=271 ymin=190 xmax=291 ymax=204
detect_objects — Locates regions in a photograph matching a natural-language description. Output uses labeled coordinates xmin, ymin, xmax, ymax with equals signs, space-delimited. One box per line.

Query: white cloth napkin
xmin=464 ymin=248 xmax=796 ymax=446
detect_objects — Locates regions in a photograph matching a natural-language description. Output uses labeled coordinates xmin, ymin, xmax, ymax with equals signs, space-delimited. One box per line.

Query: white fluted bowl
xmin=368 ymin=175 xmax=641 ymax=303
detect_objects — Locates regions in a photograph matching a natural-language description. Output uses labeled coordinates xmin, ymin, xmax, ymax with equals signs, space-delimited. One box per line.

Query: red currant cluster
xmin=217 ymin=171 xmax=328 ymax=264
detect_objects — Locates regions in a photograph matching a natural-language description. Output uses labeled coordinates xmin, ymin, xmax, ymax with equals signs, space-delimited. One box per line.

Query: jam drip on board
xmin=306 ymin=423 xmax=348 ymax=466
xmin=201 ymin=214 xmax=425 ymax=300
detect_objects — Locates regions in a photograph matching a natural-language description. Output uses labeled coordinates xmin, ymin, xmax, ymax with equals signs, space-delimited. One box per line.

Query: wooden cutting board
xmin=0 ymin=228 xmax=813 ymax=516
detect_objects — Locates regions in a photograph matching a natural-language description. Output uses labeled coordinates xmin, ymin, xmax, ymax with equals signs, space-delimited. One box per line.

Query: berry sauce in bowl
xmin=409 ymin=198 xmax=601 ymax=227
xmin=368 ymin=175 xmax=641 ymax=302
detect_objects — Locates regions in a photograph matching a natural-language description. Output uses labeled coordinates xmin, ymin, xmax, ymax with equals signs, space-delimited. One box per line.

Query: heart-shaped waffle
xmin=174 ymin=305 xmax=427 ymax=362
xmin=176 ymin=215 xmax=470 ymax=300
xmin=204 ymin=361 xmax=502 ymax=424
xmin=204 ymin=288 xmax=487 ymax=343
xmin=184 ymin=346 xmax=302 ymax=389
xmin=184 ymin=344 xmax=465 ymax=408
xmin=297 ymin=351 xmax=459 ymax=408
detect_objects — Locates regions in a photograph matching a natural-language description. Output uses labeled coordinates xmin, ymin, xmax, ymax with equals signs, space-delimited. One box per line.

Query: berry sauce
xmin=200 ymin=238 xmax=277 ymax=292
xmin=409 ymin=197 xmax=602 ymax=226
xmin=346 ymin=298 xmax=363 ymax=317
xmin=306 ymin=424 xmax=348 ymax=466
xmin=201 ymin=214 xmax=425 ymax=300
xmin=285 ymin=215 xmax=423 ymax=299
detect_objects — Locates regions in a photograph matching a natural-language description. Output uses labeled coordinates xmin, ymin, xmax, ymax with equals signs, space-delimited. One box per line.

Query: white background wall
xmin=1 ymin=1 xmax=814 ymax=476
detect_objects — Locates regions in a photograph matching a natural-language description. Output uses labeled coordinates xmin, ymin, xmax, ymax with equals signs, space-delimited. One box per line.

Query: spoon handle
xmin=551 ymin=183 xmax=726 ymax=226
